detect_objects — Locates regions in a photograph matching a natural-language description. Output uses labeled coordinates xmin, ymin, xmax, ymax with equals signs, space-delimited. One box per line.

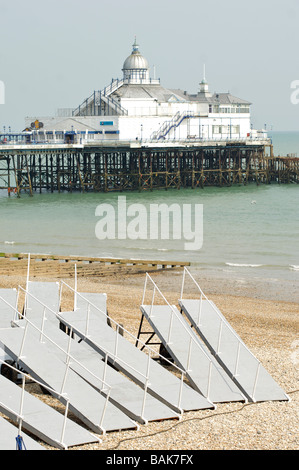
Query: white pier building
xmin=24 ymin=39 xmax=266 ymax=145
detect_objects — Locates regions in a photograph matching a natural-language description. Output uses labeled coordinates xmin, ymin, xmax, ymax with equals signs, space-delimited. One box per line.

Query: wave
xmin=4 ymin=241 xmax=15 ymax=245
xmin=290 ymin=265 xmax=299 ymax=271
xmin=225 ymin=262 xmax=263 ymax=268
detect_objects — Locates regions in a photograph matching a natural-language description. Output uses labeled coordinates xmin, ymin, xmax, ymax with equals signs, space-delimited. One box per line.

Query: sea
xmin=0 ymin=131 xmax=298 ymax=301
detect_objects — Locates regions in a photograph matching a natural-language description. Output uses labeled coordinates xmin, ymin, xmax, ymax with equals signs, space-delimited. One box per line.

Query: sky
xmin=0 ymin=0 xmax=298 ymax=132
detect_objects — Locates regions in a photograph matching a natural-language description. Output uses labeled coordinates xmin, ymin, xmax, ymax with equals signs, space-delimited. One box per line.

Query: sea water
xmin=0 ymin=131 xmax=298 ymax=296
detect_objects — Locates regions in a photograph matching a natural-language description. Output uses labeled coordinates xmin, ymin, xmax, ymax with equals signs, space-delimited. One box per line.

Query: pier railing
xmin=0 ymin=132 xmax=272 ymax=147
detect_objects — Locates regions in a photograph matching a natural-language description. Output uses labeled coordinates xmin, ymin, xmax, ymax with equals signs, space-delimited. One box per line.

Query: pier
xmin=1 ymin=39 xmax=297 ymax=197
xmin=0 ymin=140 xmax=298 ymax=196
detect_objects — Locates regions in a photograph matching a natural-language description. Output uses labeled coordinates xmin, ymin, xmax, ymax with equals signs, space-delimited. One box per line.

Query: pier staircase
xmin=72 ymin=79 xmax=128 ymax=117
xmin=151 ymin=111 xmax=194 ymax=140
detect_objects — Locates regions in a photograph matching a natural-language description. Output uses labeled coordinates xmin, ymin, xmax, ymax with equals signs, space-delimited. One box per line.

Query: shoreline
xmin=1 ymin=251 xmax=298 ymax=303
xmin=181 ymin=269 xmax=299 ymax=303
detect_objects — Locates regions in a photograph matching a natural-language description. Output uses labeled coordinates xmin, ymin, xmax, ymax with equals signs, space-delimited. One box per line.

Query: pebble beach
xmin=0 ymin=267 xmax=298 ymax=451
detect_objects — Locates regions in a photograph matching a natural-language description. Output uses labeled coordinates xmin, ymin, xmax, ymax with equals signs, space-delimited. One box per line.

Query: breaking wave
xmin=290 ymin=265 xmax=299 ymax=271
xmin=225 ymin=262 xmax=263 ymax=268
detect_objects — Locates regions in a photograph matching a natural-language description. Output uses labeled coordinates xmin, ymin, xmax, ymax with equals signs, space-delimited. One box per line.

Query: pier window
xmin=212 ymin=125 xmax=221 ymax=134
xmin=239 ymin=105 xmax=250 ymax=113
xmin=231 ymin=125 xmax=240 ymax=134
xmin=213 ymin=125 xmax=239 ymax=135
xmin=218 ymin=105 xmax=250 ymax=114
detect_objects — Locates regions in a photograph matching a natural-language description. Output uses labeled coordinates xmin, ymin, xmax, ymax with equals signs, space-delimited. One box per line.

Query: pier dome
xmin=122 ymin=38 xmax=150 ymax=83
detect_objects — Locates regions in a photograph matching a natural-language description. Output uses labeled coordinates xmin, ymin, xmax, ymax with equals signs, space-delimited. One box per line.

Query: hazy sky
xmin=0 ymin=0 xmax=298 ymax=131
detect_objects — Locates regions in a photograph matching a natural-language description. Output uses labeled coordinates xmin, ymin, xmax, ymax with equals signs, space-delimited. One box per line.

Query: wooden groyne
xmin=0 ymin=142 xmax=298 ymax=196
xmin=0 ymin=253 xmax=190 ymax=278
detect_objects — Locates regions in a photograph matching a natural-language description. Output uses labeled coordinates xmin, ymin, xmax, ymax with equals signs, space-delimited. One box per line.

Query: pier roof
xmin=122 ymin=38 xmax=149 ymax=71
xmin=211 ymin=93 xmax=251 ymax=105
xmin=112 ymin=84 xmax=187 ymax=103
xmin=172 ymin=89 xmax=251 ymax=105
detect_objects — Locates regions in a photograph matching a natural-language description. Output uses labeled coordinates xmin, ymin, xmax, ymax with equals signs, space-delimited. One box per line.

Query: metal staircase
xmin=151 ymin=111 xmax=194 ymax=140
xmin=72 ymin=79 xmax=128 ymax=117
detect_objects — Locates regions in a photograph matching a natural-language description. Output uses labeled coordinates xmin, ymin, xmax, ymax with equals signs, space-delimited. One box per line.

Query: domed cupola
xmin=122 ymin=38 xmax=150 ymax=83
